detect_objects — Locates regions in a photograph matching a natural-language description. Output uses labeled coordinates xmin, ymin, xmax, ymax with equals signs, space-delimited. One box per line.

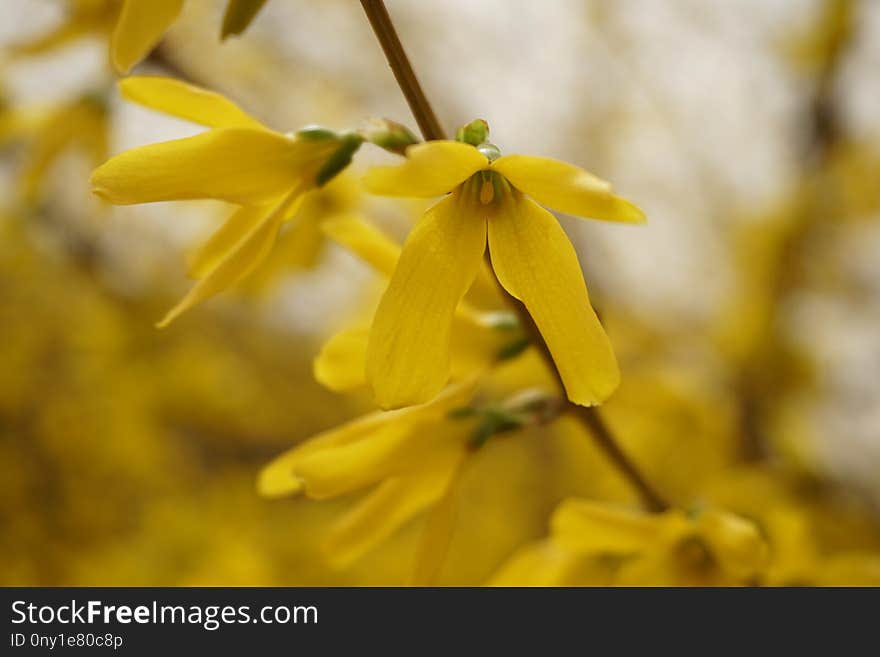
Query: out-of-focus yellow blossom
xmin=110 ymin=0 xmax=270 ymax=74
xmin=243 ymin=174 xmax=362 ymax=293
xmin=90 ymin=76 xmax=363 ymax=326
xmin=0 ymin=90 xmax=110 ymax=204
xmin=362 ymin=133 xmax=644 ymax=410
xmin=259 ymin=381 xmax=475 ymax=573
xmin=491 ymin=499 xmax=768 ymax=586
xmin=703 ymin=467 xmax=880 ymax=586
xmin=785 ymin=0 xmax=853 ymax=75
xmin=10 ymin=0 xmax=119 ymax=57
xmin=260 ymin=349 xmax=564 ymax=582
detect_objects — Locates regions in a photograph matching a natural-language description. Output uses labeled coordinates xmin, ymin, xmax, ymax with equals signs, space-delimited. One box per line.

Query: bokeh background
xmin=2 ymin=0 xmax=879 ymax=585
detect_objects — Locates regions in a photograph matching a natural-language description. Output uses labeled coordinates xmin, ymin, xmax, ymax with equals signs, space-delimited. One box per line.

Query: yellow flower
xmin=259 ymin=351 xmax=560 ymax=581
xmin=362 ymin=137 xmax=645 ymax=410
xmin=312 ymin=213 xmax=525 ymax=394
xmin=110 ymin=0 xmax=185 ymax=74
xmin=110 ymin=0 xmax=270 ymax=74
xmin=491 ymin=499 xmax=769 ymax=586
xmin=258 ymin=381 xmax=475 ymax=574
xmin=4 ymin=93 xmax=109 ymax=204
xmin=90 ymin=76 xmax=362 ymax=326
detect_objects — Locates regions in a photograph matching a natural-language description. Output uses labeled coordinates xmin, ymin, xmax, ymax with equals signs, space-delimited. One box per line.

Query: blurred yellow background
xmin=2 ymin=0 xmax=880 ymax=585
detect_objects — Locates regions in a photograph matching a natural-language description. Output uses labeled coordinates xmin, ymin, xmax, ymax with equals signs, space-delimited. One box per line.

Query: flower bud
xmin=456 ymin=118 xmax=490 ymax=146
xmin=360 ymin=118 xmax=419 ymax=155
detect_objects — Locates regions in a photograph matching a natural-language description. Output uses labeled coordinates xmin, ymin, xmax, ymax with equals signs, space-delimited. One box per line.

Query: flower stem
xmin=359 ymin=0 xmax=668 ymax=512
xmin=359 ymin=0 xmax=444 ymax=141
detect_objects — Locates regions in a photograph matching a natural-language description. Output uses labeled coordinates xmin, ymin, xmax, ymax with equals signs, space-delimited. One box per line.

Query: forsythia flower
xmin=90 ymin=76 xmax=363 ymax=326
xmin=1 ymin=93 xmax=109 ymax=203
xmin=259 ymin=351 xmax=559 ymax=581
xmin=311 ymin=213 xmax=522 ymax=393
xmin=110 ymin=0 xmax=270 ymax=74
xmin=362 ymin=133 xmax=645 ymax=410
xmin=490 ymin=499 xmax=769 ymax=586
xmin=258 ymin=381 xmax=476 ymax=574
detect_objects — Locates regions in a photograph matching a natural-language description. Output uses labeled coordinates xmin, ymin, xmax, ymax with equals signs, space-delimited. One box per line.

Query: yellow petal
xmin=551 ymin=499 xmax=671 ymax=554
xmin=313 ymin=325 xmax=369 ymax=392
xmin=696 ymin=510 xmax=769 ymax=578
xmin=157 ymin=188 xmax=301 ymax=327
xmin=258 ymin=410 xmax=411 ymax=499
xmin=366 ymin=191 xmax=487 ymax=409
xmin=410 ymin=450 xmax=469 ymax=585
xmin=488 ymin=541 xmax=584 ymax=586
xmin=492 ymin=154 xmax=645 ymax=223
xmin=187 ymin=202 xmax=280 ymax=279
xmin=487 ymin=192 xmax=620 ymax=406
xmin=257 ymin=381 xmax=473 ymax=498
xmin=119 ymin=76 xmax=265 ymax=129
xmin=323 ymin=448 xmax=462 ymax=568
xmin=295 ymin=417 xmax=467 ymax=500
xmin=91 ymin=128 xmax=334 ymax=205
xmin=320 ymin=214 xmax=400 ymax=276
xmin=111 ymin=0 xmax=185 ymax=74
xmin=363 ymin=140 xmax=488 ymax=198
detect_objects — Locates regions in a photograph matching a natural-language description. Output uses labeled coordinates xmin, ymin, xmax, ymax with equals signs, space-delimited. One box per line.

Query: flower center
xmin=466 ymin=170 xmax=509 ymax=207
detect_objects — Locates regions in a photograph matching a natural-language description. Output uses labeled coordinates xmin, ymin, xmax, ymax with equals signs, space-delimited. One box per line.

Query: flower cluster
xmin=4 ymin=0 xmax=877 ymax=587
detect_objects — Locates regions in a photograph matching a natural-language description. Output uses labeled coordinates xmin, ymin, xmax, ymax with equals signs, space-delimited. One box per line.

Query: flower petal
xmin=366 ymin=191 xmax=487 ymax=409
xmin=410 ymin=450 xmax=469 ymax=585
xmin=187 ymin=202 xmax=278 ymax=279
xmin=696 ymin=510 xmax=769 ymax=578
xmin=258 ymin=410 xmax=410 ymax=499
xmin=551 ymin=499 xmax=669 ymax=554
xmin=119 ymin=76 xmax=265 ymax=129
xmin=157 ymin=189 xmax=302 ymax=327
xmin=257 ymin=382 xmax=473 ymax=498
xmin=487 ymin=193 xmax=619 ymax=405
xmin=313 ymin=325 xmax=369 ymax=392
xmin=111 ymin=0 xmax=185 ymax=74
xmin=320 ymin=214 xmax=400 ymax=276
xmin=295 ymin=415 xmax=468 ymax=500
xmin=492 ymin=154 xmax=645 ymax=223
xmin=91 ymin=128 xmax=335 ymax=205
xmin=363 ymin=140 xmax=488 ymax=198
xmin=323 ymin=447 xmax=463 ymax=568
xmin=488 ymin=541 xmax=584 ymax=586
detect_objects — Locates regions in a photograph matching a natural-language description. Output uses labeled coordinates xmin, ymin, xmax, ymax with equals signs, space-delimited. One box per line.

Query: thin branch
xmin=360 ymin=0 xmax=445 ymax=140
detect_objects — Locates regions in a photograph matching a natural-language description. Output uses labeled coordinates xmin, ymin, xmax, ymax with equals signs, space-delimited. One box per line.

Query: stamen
xmin=480 ymin=178 xmax=495 ymax=205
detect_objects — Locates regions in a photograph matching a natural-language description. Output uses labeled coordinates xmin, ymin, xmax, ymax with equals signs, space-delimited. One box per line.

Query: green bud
xmin=456 ymin=118 xmax=490 ymax=146
xmin=315 ymin=132 xmax=364 ymax=187
xmin=360 ymin=118 xmax=419 ymax=155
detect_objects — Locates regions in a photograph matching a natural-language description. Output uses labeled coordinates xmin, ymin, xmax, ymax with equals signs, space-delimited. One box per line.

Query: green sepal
xmin=360 ymin=118 xmax=419 ymax=155
xmin=296 ymin=125 xmax=340 ymax=141
xmin=315 ymin=133 xmax=364 ymax=187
